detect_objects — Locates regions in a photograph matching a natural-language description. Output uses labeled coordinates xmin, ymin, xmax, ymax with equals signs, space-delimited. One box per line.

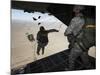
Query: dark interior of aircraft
xmin=11 ymin=49 xmax=95 ymax=74
xmin=11 ymin=1 xmax=96 ymax=74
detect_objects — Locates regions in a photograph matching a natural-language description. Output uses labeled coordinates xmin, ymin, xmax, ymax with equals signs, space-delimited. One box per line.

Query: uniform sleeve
xmin=64 ymin=17 xmax=85 ymax=36
xmin=47 ymin=29 xmax=58 ymax=33
xmin=37 ymin=32 xmax=40 ymax=41
xmin=64 ymin=18 xmax=75 ymax=36
xmin=72 ymin=18 xmax=85 ymax=36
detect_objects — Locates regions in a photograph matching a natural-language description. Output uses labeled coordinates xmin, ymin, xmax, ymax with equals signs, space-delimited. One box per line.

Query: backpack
xmin=76 ymin=17 xmax=96 ymax=51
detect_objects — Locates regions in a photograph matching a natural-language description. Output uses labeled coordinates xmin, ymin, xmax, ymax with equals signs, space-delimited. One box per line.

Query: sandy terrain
xmin=11 ymin=19 xmax=96 ymax=69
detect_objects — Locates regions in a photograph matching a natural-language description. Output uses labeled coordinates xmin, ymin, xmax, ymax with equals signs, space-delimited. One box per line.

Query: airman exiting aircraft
xmin=37 ymin=26 xmax=59 ymax=55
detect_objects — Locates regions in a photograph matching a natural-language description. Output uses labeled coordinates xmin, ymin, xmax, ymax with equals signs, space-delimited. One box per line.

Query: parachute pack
xmin=76 ymin=17 xmax=96 ymax=51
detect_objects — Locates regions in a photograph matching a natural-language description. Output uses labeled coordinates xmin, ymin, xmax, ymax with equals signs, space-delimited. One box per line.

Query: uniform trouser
xmin=68 ymin=42 xmax=90 ymax=70
xmin=37 ymin=42 xmax=48 ymax=55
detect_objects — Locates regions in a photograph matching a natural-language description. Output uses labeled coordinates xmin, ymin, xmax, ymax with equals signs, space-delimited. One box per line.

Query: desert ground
xmin=11 ymin=9 xmax=96 ymax=69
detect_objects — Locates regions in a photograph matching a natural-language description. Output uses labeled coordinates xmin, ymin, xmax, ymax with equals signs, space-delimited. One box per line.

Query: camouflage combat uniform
xmin=64 ymin=14 xmax=91 ymax=70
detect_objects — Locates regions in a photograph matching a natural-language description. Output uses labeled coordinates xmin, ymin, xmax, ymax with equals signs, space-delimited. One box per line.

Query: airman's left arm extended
xmin=47 ymin=29 xmax=59 ymax=33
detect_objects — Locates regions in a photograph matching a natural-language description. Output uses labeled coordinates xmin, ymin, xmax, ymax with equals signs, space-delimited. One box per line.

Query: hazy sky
xmin=11 ymin=9 xmax=60 ymax=22
xmin=11 ymin=9 xmax=67 ymax=32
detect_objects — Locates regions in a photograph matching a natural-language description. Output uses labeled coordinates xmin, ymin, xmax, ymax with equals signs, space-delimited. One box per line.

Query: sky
xmin=11 ymin=9 xmax=60 ymax=23
xmin=11 ymin=9 xmax=67 ymax=32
